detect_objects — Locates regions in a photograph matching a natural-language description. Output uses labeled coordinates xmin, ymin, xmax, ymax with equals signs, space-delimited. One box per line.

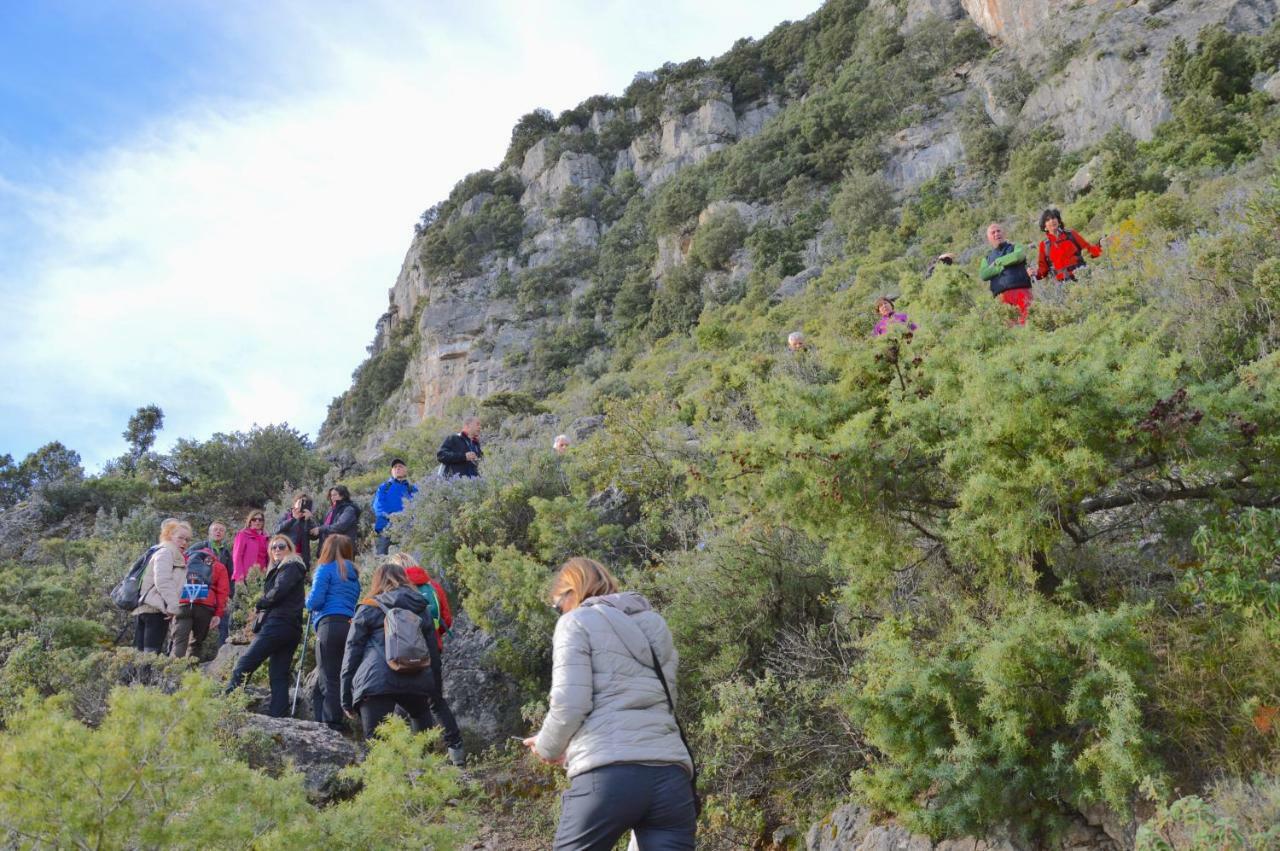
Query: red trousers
xmin=999 ymin=288 xmax=1032 ymax=325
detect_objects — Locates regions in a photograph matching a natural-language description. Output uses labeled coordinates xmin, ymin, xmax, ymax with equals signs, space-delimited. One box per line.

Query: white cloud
xmin=0 ymin=0 xmax=820 ymax=469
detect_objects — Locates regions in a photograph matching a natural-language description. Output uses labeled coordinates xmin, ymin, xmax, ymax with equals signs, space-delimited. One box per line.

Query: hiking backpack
xmin=372 ymin=600 xmax=432 ymax=672
xmin=110 ymin=545 xmax=162 ymax=610
xmin=181 ymin=550 xmax=215 ymax=603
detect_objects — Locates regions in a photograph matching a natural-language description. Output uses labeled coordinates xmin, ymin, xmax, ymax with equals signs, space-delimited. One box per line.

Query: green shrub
xmin=0 ymin=676 xmax=470 ymax=848
xmin=689 ymin=208 xmax=748 ymax=271
xmin=167 ymin=424 xmax=325 ymax=507
xmin=453 ymin=545 xmax=557 ymax=693
xmin=651 ymin=170 xmax=710 ymax=233
xmin=830 ymin=170 xmax=896 ymax=246
xmin=503 ymin=108 xmax=557 ymax=167
xmin=851 ymin=602 xmax=1160 ymax=841
xmin=648 ymin=262 xmax=706 ymax=340
xmin=1136 ymin=774 xmax=1280 ymax=850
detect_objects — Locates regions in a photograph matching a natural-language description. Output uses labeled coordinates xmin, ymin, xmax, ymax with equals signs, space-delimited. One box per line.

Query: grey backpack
xmin=110 ymin=546 xmax=160 ymax=610
xmin=372 ymin=600 xmax=432 ymax=672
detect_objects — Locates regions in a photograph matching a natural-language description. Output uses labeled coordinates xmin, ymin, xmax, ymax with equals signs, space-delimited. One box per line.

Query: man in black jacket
xmin=314 ymin=484 xmax=360 ymax=554
xmin=436 ymin=417 xmax=483 ymax=478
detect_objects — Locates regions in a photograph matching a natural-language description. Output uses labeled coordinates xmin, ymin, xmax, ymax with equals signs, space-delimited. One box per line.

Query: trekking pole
xmin=291 ymin=613 xmax=311 ymax=717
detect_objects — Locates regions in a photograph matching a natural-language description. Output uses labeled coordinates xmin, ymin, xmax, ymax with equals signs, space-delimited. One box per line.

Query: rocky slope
xmin=320 ymin=0 xmax=1278 ymax=457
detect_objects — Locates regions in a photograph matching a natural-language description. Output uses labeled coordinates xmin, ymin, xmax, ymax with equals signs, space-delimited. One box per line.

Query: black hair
xmin=329 ymin=484 xmax=351 ymax=501
xmin=1039 ymin=208 xmax=1065 ymax=232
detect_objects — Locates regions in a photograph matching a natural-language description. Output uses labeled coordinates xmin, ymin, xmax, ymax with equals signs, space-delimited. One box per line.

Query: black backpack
xmin=110 ymin=546 xmax=161 ymax=611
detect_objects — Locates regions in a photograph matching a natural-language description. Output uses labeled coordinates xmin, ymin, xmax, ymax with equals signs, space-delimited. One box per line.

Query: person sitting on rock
xmin=1034 ymin=208 xmax=1102 ymax=283
xmin=872 ymin=296 xmax=917 ymax=337
xmin=979 ymin=222 xmax=1034 ymax=325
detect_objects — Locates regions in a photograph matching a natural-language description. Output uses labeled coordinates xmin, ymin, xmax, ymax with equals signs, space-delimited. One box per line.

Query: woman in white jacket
xmin=131 ymin=518 xmax=191 ymax=654
xmin=523 ymin=557 xmax=696 ymax=850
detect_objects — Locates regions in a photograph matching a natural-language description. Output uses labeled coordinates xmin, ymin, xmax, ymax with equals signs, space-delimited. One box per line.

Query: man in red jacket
xmin=171 ymin=545 xmax=230 ymax=658
xmin=1035 ymin=208 xmax=1102 ymax=282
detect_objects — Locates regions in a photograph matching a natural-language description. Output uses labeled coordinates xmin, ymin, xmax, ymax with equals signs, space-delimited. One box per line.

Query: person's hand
xmin=344 ymin=709 xmax=356 ymax=719
xmin=465 ymin=451 xmax=478 ymax=462
xmin=309 ymin=527 xmax=320 ymax=537
xmin=522 ymin=736 xmax=565 ymax=766
xmin=210 ymin=616 xmax=220 ymax=630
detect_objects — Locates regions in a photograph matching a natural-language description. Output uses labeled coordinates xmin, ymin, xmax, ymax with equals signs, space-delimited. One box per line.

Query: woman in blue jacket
xmin=305 ymin=534 xmax=361 ymax=730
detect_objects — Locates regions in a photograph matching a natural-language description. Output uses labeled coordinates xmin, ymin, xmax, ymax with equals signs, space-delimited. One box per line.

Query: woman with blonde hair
xmin=132 ymin=518 xmax=192 ymax=654
xmin=340 ymin=562 xmax=465 ymax=766
xmin=523 ymin=557 xmax=696 ymax=850
xmin=225 ymin=534 xmax=306 ymax=717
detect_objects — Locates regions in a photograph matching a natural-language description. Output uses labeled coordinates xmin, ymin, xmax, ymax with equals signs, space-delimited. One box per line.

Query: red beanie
xmin=404 ymin=566 xmax=429 ymax=586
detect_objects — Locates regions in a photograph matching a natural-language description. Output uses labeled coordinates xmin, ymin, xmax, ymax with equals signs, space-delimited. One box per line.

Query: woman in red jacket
xmin=1035 ymin=208 xmax=1102 ymax=282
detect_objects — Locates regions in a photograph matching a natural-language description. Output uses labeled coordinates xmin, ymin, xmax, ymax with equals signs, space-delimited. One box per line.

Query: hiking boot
xmin=447 ymin=745 xmax=466 ymax=767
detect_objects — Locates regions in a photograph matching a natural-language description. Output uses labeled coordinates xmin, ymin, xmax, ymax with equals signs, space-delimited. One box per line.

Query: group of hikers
xmin=124 ymin=428 xmax=696 ymax=847
xmin=788 ymin=208 xmax=1104 ymax=350
xmin=126 ymin=428 xmax=481 ymax=766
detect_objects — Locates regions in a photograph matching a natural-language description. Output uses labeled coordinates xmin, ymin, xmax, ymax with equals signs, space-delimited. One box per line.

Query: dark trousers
xmin=225 ymin=619 xmax=300 ymax=717
xmin=358 ymin=680 xmax=462 ymax=748
xmin=312 ymin=616 xmax=350 ymax=727
xmin=553 ymin=764 xmax=696 ymax=851
xmin=359 ymin=693 xmax=433 ymax=737
xmin=134 ymin=612 xmax=168 ymax=654
xmin=218 ymin=580 xmax=235 ymax=646
xmin=170 ymin=604 xmax=214 ymax=658
xmin=375 ymin=533 xmax=391 ymax=556
xmin=424 ymin=635 xmax=462 ymax=747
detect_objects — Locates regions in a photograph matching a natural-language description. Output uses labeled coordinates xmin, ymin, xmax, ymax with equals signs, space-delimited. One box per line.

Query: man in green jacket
xmin=979 ymin=222 xmax=1034 ymax=325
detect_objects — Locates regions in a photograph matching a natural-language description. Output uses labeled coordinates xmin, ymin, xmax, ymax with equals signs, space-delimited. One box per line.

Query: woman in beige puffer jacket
xmin=524 ymin=557 xmax=695 ymax=851
xmin=131 ymin=518 xmax=191 ymax=654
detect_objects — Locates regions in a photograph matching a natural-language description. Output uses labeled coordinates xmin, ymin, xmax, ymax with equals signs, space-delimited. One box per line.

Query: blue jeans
xmin=225 ymin=619 xmax=301 ymax=717
xmin=553 ymin=763 xmax=696 ymax=851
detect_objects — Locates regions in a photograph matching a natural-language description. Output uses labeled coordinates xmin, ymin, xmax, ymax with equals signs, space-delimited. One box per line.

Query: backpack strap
xmin=1067 ymin=230 xmax=1088 ymax=265
xmin=648 ymin=644 xmax=702 ymax=817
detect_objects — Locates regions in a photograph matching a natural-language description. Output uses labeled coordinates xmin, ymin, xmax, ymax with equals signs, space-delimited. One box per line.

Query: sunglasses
xmin=270 ymin=543 xmax=289 ymax=551
xmin=250 ymin=517 xmax=264 ymax=523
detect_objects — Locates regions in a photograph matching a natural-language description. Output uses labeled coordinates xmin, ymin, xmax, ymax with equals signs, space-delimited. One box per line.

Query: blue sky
xmin=0 ymin=0 xmax=821 ymax=470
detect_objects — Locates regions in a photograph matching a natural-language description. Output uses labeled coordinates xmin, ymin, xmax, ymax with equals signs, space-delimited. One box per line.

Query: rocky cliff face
xmin=322 ymin=0 xmax=1278 ymax=456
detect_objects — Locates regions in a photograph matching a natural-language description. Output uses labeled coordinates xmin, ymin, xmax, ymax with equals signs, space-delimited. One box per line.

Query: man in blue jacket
xmin=373 ymin=459 xmax=418 ymax=556
xmin=436 ymin=417 xmax=483 ymax=479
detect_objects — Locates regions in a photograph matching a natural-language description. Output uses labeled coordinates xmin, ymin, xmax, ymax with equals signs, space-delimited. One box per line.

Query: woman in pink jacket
xmin=232 ymin=510 xmax=270 ymax=592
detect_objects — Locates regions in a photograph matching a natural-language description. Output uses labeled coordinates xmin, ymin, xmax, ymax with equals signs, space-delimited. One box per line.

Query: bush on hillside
xmin=166 ymin=424 xmax=325 ymax=508
xmin=689 ymin=208 xmax=748 ymax=271
xmin=852 ymin=603 xmax=1159 ymax=841
xmin=0 ymin=676 xmax=470 ymax=848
